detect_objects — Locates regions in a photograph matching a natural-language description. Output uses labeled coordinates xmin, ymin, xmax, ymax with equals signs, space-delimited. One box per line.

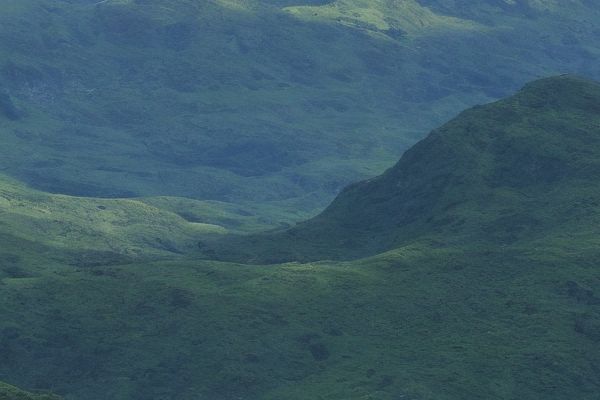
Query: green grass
xmin=285 ymin=0 xmax=479 ymax=36
xmin=0 ymin=172 xmax=230 ymax=264
xmin=1 ymin=240 xmax=598 ymax=399
xmin=2 ymin=3 xmax=600 ymax=396
xmin=0 ymin=76 xmax=599 ymax=399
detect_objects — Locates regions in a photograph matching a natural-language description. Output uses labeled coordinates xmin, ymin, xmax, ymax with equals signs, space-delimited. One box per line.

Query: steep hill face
xmin=211 ymin=75 xmax=600 ymax=262
xmin=1 ymin=0 xmax=600 ymax=218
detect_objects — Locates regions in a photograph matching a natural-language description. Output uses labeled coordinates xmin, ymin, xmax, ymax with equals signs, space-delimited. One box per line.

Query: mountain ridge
xmin=207 ymin=75 xmax=600 ymax=262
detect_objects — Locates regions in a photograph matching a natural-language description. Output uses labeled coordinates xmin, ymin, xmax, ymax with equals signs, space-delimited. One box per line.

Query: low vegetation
xmin=0 ymin=76 xmax=599 ymax=399
xmin=208 ymin=76 xmax=600 ymax=262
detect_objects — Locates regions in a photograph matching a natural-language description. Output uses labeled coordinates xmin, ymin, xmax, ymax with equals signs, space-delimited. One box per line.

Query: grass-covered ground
xmin=1 ymin=76 xmax=599 ymax=399
xmin=0 ymin=169 xmax=299 ymax=280
xmin=2 ymin=3 xmax=600 ymax=394
xmin=1 ymin=240 xmax=598 ymax=399
xmin=0 ymin=172 xmax=227 ymax=256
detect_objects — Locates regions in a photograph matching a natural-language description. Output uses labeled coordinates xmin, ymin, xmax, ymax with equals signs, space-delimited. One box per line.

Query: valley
xmin=2 ymin=0 xmax=600 ymax=219
xmin=1 ymin=1 xmax=600 ymax=399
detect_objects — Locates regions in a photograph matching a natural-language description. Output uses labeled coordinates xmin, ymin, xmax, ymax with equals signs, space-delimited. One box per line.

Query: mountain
xmin=0 ymin=382 xmax=61 ymax=400
xmin=1 ymin=0 xmax=600 ymax=220
xmin=209 ymin=75 xmax=600 ymax=262
xmin=1 ymin=76 xmax=599 ymax=399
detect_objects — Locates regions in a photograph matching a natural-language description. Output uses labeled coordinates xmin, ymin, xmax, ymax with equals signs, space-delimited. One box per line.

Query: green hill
xmin=3 ymin=243 xmax=599 ymax=400
xmin=0 ymin=76 xmax=599 ymax=399
xmin=284 ymin=0 xmax=478 ymax=35
xmin=0 ymin=168 xmax=299 ymax=274
xmin=0 ymin=382 xmax=60 ymax=400
xmin=0 ymin=172 xmax=228 ymax=265
xmin=209 ymin=75 xmax=600 ymax=262
xmin=1 ymin=0 xmax=600 ymax=219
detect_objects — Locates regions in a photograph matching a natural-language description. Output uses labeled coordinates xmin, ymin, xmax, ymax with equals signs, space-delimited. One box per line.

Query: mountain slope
xmin=2 ymin=234 xmax=599 ymax=399
xmin=284 ymin=0 xmax=479 ymax=36
xmin=1 ymin=0 xmax=600 ymax=219
xmin=210 ymin=75 xmax=600 ymax=262
xmin=0 ymin=76 xmax=599 ymax=399
xmin=0 ymin=382 xmax=61 ymax=400
xmin=418 ymin=0 xmax=588 ymax=21
xmin=0 ymin=172 xmax=230 ymax=266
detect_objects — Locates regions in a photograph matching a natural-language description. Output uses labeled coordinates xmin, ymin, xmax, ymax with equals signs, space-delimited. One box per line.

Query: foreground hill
xmin=1 ymin=0 xmax=600 ymax=218
xmin=0 ymin=76 xmax=599 ymax=399
xmin=210 ymin=75 xmax=600 ymax=262
xmin=1 ymin=233 xmax=599 ymax=399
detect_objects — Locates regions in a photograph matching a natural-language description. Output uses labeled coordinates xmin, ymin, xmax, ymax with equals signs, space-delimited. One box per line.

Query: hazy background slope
xmin=1 ymin=0 xmax=600 ymax=220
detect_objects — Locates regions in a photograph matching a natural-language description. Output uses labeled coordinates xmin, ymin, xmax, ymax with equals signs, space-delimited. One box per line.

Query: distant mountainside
xmin=418 ymin=0 xmax=584 ymax=20
xmin=1 ymin=0 xmax=600 ymax=219
xmin=210 ymin=75 xmax=600 ymax=262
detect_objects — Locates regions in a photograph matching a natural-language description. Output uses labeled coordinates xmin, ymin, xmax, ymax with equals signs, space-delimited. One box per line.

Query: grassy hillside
xmin=0 ymin=167 xmax=297 ymax=256
xmin=0 ymin=382 xmax=61 ymax=400
xmin=0 ymin=76 xmax=599 ymax=399
xmin=1 ymin=0 xmax=600 ymax=219
xmin=209 ymin=75 xmax=600 ymax=262
xmin=0 ymin=172 xmax=233 ymax=271
xmin=284 ymin=0 xmax=478 ymax=35
xmin=1 ymin=240 xmax=599 ymax=399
